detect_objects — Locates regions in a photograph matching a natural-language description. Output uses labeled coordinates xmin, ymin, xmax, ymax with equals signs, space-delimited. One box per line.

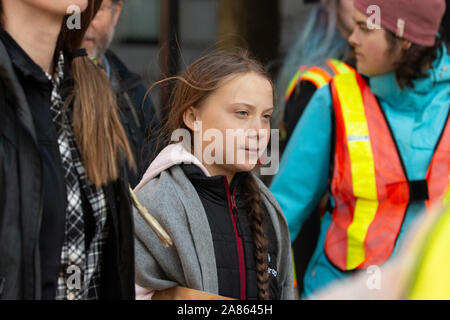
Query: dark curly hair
xmin=385 ymin=27 xmax=448 ymax=88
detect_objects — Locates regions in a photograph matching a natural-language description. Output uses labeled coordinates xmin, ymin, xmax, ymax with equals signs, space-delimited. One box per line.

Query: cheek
xmin=360 ymin=38 xmax=393 ymax=73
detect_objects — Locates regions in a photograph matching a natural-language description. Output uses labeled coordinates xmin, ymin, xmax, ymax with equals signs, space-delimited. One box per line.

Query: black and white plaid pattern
xmin=49 ymin=52 xmax=109 ymax=300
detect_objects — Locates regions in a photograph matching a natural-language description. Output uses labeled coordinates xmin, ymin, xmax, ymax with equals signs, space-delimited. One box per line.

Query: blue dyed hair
xmin=273 ymin=1 xmax=352 ymax=126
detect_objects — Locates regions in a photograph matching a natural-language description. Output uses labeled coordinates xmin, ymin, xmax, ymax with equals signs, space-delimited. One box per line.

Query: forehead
xmin=220 ymin=73 xmax=272 ymax=102
xmin=202 ymin=72 xmax=273 ymax=111
xmin=353 ymin=8 xmax=368 ymax=22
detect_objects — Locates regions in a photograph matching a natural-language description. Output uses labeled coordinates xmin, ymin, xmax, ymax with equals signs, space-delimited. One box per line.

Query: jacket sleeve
xmin=270 ymin=85 xmax=333 ymax=241
xmin=133 ymin=177 xmax=185 ymax=294
xmin=134 ymin=210 xmax=179 ymax=293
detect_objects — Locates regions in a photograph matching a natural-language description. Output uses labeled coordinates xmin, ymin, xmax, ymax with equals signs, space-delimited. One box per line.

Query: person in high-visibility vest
xmin=312 ymin=189 xmax=450 ymax=300
xmin=275 ymin=0 xmax=356 ymax=295
xmin=276 ymin=0 xmax=356 ymax=149
xmin=271 ymin=0 xmax=450 ymax=298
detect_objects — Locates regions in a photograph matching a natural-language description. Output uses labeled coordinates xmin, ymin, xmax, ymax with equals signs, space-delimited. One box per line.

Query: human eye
xmin=236 ymin=110 xmax=249 ymax=117
xmin=357 ymin=22 xmax=370 ymax=33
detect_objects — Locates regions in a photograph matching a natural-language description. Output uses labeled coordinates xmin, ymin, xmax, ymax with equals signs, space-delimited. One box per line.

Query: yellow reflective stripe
xmin=291 ymin=249 xmax=298 ymax=288
xmin=333 ymin=73 xmax=378 ymax=270
xmin=334 ymin=74 xmax=377 ymax=199
xmin=285 ymin=69 xmax=304 ymax=101
xmin=300 ymin=71 xmax=329 ymax=88
xmin=407 ymin=204 xmax=450 ymax=299
xmin=346 ymin=199 xmax=379 ymax=269
xmin=328 ymin=59 xmax=354 ymax=75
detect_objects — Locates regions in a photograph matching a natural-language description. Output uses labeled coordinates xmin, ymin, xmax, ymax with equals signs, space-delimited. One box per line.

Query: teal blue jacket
xmin=270 ymin=45 xmax=450 ymax=297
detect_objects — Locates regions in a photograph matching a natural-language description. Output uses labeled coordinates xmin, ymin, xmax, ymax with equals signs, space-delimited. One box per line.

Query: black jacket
xmin=181 ymin=164 xmax=280 ymax=300
xmin=105 ymin=50 xmax=160 ymax=188
xmin=0 ymin=39 xmax=135 ymax=300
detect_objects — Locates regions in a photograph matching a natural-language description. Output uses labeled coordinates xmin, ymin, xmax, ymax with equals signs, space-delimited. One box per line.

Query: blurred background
xmin=109 ymin=0 xmax=316 ymax=115
xmin=110 ymin=0 xmax=450 ymax=117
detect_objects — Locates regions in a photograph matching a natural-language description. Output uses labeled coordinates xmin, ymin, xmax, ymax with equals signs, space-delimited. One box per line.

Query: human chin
xmin=33 ymin=0 xmax=88 ymax=16
xmin=229 ymin=162 xmax=257 ymax=174
xmin=356 ymin=60 xmax=377 ymax=76
xmin=64 ymin=0 xmax=88 ymax=11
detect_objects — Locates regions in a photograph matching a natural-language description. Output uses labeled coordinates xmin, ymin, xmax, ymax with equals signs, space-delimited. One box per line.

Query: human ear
xmin=182 ymin=106 xmax=199 ymax=132
xmin=401 ymin=39 xmax=412 ymax=51
xmin=113 ymin=1 xmax=123 ymax=26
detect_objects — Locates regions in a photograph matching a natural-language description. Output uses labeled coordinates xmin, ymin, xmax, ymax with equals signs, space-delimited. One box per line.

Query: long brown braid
xmin=240 ymin=173 xmax=270 ymax=300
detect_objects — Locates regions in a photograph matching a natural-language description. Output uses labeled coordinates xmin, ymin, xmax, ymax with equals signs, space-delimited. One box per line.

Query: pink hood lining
xmin=134 ymin=142 xmax=211 ymax=192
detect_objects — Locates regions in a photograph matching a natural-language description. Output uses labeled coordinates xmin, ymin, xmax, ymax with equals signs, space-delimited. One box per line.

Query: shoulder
xmin=105 ymin=49 xmax=142 ymax=88
xmin=252 ymin=174 xmax=288 ymax=233
xmin=307 ymin=82 xmax=333 ymax=111
xmin=134 ymin=165 xmax=196 ymax=230
xmin=135 ymin=168 xmax=182 ymax=215
xmin=0 ymin=43 xmax=20 ymax=104
xmin=253 ymin=175 xmax=282 ymax=214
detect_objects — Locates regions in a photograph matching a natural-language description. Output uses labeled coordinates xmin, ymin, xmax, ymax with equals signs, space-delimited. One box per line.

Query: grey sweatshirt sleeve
xmin=134 ymin=212 xmax=179 ymax=291
xmin=133 ymin=174 xmax=187 ymax=291
xmin=133 ymin=168 xmax=218 ymax=294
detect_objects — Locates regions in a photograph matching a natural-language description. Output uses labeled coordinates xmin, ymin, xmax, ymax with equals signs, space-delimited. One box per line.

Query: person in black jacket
xmin=133 ymin=50 xmax=293 ymax=300
xmin=82 ymin=0 xmax=160 ymax=187
xmin=0 ymin=0 xmax=135 ymax=300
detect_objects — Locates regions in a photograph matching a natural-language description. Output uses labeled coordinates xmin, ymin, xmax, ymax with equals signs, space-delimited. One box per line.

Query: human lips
xmin=241 ymin=147 xmax=259 ymax=155
xmin=355 ymin=51 xmax=364 ymax=60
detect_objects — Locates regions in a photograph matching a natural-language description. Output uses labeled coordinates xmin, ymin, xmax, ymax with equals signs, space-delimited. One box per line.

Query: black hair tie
xmin=68 ymin=48 xmax=88 ymax=59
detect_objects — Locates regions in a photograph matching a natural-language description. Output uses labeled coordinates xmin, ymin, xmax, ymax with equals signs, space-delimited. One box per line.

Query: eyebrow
xmin=353 ymin=17 xmax=368 ymax=25
xmin=230 ymin=102 xmax=274 ymax=113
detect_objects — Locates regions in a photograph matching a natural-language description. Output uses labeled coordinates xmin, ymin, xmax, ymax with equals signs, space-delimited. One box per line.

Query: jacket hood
xmin=134 ymin=142 xmax=210 ymax=192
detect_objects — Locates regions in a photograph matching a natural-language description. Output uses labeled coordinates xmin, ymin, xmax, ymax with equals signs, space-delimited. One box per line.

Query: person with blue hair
xmin=275 ymin=0 xmax=355 ymax=144
xmin=272 ymin=0 xmax=450 ymax=298
xmin=273 ymin=0 xmax=355 ymax=295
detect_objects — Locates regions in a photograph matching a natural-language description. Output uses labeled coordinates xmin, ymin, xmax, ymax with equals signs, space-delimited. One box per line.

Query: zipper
xmin=223 ymin=177 xmax=246 ymax=300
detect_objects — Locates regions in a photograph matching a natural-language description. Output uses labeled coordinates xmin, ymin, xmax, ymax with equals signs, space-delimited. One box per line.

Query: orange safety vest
xmin=325 ymin=71 xmax=450 ymax=271
xmin=284 ymin=59 xmax=354 ymax=102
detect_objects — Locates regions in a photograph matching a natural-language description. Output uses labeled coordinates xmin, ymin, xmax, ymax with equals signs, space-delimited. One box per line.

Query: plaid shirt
xmin=49 ymin=52 xmax=109 ymax=300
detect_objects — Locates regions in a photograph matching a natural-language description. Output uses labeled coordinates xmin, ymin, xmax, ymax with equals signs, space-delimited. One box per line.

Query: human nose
xmin=348 ymin=27 xmax=359 ymax=47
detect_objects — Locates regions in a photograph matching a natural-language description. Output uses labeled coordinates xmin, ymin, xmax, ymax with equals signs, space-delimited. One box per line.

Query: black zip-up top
xmin=0 ymin=29 xmax=135 ymax=300
xmin=181 ymin=164 xmax=281 ymax=300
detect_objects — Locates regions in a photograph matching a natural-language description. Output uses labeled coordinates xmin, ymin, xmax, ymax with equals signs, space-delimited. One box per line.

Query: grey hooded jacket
xmin=134 ymin=164 xmax=294 ymax=299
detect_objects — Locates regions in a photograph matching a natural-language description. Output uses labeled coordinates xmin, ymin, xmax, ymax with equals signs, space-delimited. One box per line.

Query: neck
xmin=3 ymin=2 xmax=63 ymax=74
xmin=203 ymin=164 xmax=236 ymax=185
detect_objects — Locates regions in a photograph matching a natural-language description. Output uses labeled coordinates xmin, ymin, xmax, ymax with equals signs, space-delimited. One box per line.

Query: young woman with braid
xmin=0 ymin=0 xmax=135 ymax=299
xmin=133 ymin=50 xmax=293 ymax=300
